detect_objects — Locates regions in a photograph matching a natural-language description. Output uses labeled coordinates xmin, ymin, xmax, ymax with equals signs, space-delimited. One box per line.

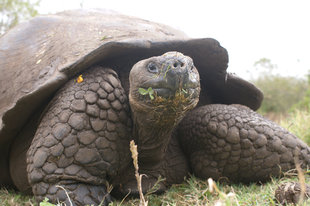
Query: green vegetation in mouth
xmin=182 ymin=88 xmax=188 ymax=94
xmin=163 ymin=65 xmax=171 ymax=79
xmin=138 ymin=87 xmax=155 ymax=100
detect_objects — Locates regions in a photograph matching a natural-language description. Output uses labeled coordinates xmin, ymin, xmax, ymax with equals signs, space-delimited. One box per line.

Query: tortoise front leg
xmin=178 ymin=104 xmax=310 ymax=182
xmin=27 ymin=66 xmax=132 ymax=205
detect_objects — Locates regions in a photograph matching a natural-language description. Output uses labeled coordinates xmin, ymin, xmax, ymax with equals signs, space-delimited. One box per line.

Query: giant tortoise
xmin=1 ymin=9 xmax=310 ymax=205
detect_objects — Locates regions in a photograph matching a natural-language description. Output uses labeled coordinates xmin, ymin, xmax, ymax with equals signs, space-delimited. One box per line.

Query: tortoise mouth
xmin=152 ymin=87 xmax=198 ymax=99
xmin=136 ymin=85 xmax=200 ymax=117
xmin=136 ymin=85 xmax=200 ymax=113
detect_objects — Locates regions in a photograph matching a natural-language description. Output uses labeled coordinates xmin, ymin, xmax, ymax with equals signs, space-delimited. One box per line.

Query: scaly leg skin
xmin=178 ymin=104 xmax=310 ymax=183
xmin=27 ymin=66 xmax=132 ymax=205
xmin=32 ymin=182 xmax=111 ymax=205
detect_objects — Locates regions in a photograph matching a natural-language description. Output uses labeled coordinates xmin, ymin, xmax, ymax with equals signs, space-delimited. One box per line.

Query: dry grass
xmin=129 ymin=140 xmax=148 ymax=206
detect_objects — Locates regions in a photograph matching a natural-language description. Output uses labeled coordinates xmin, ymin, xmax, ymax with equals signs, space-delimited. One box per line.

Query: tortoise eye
xmin=147 ymin=62 xmax=158 ymax=73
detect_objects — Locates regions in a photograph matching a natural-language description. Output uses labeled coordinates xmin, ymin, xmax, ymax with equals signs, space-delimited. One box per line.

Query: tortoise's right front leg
xmin=31 ymin=182 xmax=111 ymax=205
xmin=27 ymin=66 xmax=132 ymax=205
xmin=178 ymin=104 xmax=310 ymax=183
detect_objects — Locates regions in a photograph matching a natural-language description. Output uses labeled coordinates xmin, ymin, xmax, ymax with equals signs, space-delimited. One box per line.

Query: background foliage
xmin=250 ymin=58 xmax=309 ymax=115
xmin=0 ymin=0 xmax=40 ymax=35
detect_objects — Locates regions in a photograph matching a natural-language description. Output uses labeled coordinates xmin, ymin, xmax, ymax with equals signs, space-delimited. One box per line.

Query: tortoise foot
xmin=32 ymin=182 xmax=112 ymax=206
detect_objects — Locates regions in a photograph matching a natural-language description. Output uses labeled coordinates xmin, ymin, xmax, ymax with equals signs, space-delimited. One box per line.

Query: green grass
xmin=1 ymin=109 xmax=310 ymax=206
xmin=115 ymin=174 xmax=310 ymax=206
xmin=0 ymin=188 xmax=34 ymax=206
xmin=280 ymin=109 xmax=310 ymax=145
xmin=2 ymin=175 xmax=309 ymax=206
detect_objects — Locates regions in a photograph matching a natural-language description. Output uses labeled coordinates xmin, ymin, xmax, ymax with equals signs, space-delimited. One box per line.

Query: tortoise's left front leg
xmin=178 ymin=104 xmax=310 ymax=182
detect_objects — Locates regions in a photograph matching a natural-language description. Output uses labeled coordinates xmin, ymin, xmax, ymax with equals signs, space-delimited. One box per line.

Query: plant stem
xmin=130 ymin=140 xmax=148 ymax=206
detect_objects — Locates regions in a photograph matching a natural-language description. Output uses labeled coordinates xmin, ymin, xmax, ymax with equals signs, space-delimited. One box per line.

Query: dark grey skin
xmin=25 ymin=52 xmax=310 ymax=205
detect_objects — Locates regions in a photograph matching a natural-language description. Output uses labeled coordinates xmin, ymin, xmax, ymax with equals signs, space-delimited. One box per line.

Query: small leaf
xmin=39 ymin=197 xmax=56 ymax=206
xmin=101 ymin=36 xmax=107 ymax=41
xmin=163 ymin=65 xmax=171 ymax=79
xmin=148 ymin=87 xmax=154 ymax=95
xmin=100 ymin=35 xmax=113 ymax=41
xmin=139 ymin=87 xmax=155 ymax=100
xmin=138 ymin=88 xmax=148 ymax=95
xmin=182 ymin=88 xmax=188 ymax=94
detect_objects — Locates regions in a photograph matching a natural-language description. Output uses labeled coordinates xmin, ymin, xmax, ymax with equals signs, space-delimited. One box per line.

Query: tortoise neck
xmin=129 ymin=103 xmax=184 ymax=167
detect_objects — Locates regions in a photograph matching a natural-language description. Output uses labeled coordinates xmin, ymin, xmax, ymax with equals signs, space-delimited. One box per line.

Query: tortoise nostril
xmin=172 ymin=61 xmax=184 ymax=68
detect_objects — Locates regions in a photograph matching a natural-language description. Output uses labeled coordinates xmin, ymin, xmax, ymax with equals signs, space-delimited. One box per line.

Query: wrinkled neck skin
xmin=129 ymin=93 xmax=197 ymax=172
xmin=131 ymin=105 xmax=180 ymax=164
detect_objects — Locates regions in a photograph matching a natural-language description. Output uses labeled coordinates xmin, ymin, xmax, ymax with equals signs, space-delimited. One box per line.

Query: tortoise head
xmin=129 ymin=52 xmax=200 ymax=116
